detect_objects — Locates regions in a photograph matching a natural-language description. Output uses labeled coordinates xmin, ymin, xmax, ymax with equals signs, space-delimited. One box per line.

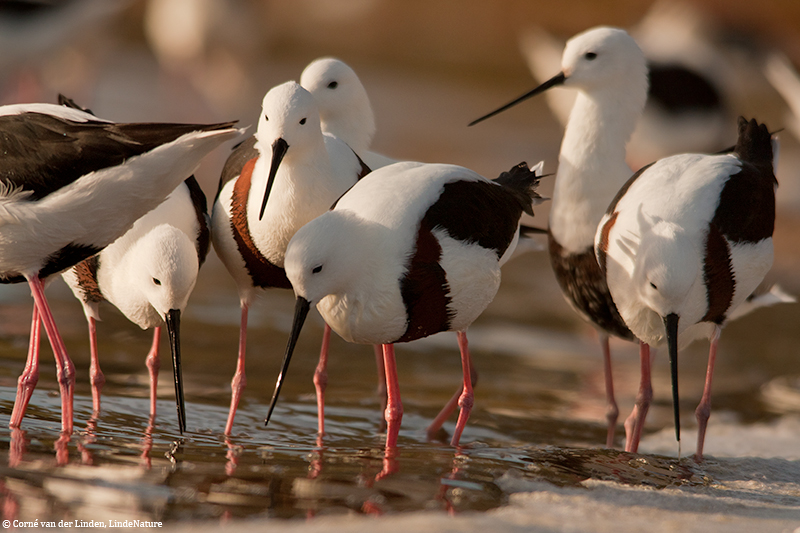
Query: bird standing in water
xmin=3 ymin=103 xmax=238 ymax=433
xmin=596 ymin=117 xmax=776 ymax=460
xmin=266 ymin=160 xmax=544 ymax=449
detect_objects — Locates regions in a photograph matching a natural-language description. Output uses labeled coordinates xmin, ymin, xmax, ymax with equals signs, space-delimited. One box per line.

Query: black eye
xmin=264 ymin=114 xmax=269 ymax=121
xmin=153 ymin=278 xmax=162 ymax=286
xmin=312 ymin=265 xmax=323 ymax=274
xmin=299 ymin=118 xmax=306 ymax=125
xmin=327 ymin=81 xmax=338 ymax=89
xmin=649 ymin=282 xmax=657 ymax=290
xmin=584 ymin=52 xmax=597 ymax=61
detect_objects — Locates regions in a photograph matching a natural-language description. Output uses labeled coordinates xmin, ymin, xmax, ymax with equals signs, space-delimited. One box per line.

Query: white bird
xmin=62 ymin=175 xmax=210 ymax=433
xmin=596 ymin=117 xmax=776 ymax=460
xmin=3 ymin=103 xmax=239 ymax=434
xmin=471 ymin=26 xmax=649 ymax=449
xmin=265 ymin=160 xmax=544 ymax=449
xmin=472 ymin=26 xmax=781 ymax=458
xmin=518 ymin=2 xmax=734 ymax=168
xmin=299 ymin=57 xmax=395 ymax=170
xmin=298 ymin=57 xmax=485 ymax=437
xmin=211 ymin=80 xmax=369 ymax=436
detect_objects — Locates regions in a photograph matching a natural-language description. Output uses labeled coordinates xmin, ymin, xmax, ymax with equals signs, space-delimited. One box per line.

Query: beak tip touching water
xmin=166 ymin=308 xmax=186 ymax=434
xmin=664 ymin=313 xmax=681 ymax=444
xmin=265 ymin=297 xmax=312 ymax=427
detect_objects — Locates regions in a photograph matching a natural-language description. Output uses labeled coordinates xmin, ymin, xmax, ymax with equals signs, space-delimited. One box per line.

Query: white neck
xmin=549 ymin=87 xmax=643 ymax=253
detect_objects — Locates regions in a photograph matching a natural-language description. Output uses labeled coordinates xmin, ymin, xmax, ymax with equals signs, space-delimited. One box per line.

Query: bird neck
xmin=322 ymin=102 xmax=375 ymax=155
xmin=549 ymin=89 xmax=643 ymax=252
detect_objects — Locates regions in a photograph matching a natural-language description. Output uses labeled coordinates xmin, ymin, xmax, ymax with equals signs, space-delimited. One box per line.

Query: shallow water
xmin=1 ymin=252 xmax=798 ymax=523
xmin=3 ymin=7 xmax=800 ymax=524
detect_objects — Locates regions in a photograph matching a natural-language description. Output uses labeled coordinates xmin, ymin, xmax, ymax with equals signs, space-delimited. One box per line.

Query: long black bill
xmin=664 ymin=313 xmax=681 ymax=444
xmin=259 ymin=137 xmax=289 ymax=220
xmin=165 ymin=308 xmax=186 ymax=434
xmin=468 ymin=72 xmax=567 ymax=127
xmin=265 ymin=297 xmax=311 ymax=426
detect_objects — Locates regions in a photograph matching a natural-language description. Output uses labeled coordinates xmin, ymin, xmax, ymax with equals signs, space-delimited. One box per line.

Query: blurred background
xmin=2 ymin=0 xmax=800 ymax=522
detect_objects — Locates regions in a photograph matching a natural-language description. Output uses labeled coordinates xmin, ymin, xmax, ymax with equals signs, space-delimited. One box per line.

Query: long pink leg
xmin=224 ymin=304 xmax=248 ymax=435
xmin=28 ymin=275 xmax=75 ymax=434
xmin=624 ymin=341 xmax=652 ymax=453
xmin=145 ymin=326 xmax=161 ymax=419
xmin=600 ymin=332 xmax=619 ymax=448
xmin=10 ymin=305 xmax=41 ymax=428
xmin=426 ymin=342 xmax=478 ymax=441
xmin=374 ymin=344 xmax=387 ymax=431
xmin=87 ymin=317 xmax=105 ymax=415
xmin=382 ymin=344 xmax=403 ymax=449
xmin=695 ymin=326 xmax=721 ymax=462
xmin=314 ymin=324 xmax=331 ymax=436
xmin=449 ymin=331 xmax=475 ymax=447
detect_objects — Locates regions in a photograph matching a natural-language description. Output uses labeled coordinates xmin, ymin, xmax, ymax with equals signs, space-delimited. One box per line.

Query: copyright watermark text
xmin=3 ymin=519 xmax=163 ymax=529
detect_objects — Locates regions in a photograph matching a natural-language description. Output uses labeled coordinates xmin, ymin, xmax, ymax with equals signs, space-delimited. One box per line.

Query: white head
xmin=300 ymin=57 xmax=375 ymax=153
xmin=256 ymin=81 xmax=324 ymax=153
xmin=470 ymin=27 xmax=648 ymax=133
xmin=284 ymin=211 xmax=363 ymax=305
xmin=254 ymin=81 xmax=325 ymax=219
xmin=560 ymin=27 xmax=648 ymax=97
xmin=633 ymin=219 xmax=700 ymax=322
xmin=131 ymin=224 xmax=200 ymax=322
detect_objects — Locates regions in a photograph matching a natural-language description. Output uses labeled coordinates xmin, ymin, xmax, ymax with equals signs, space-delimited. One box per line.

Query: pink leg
xmin=141 ymin=415 xmax=155 ymax=470
xmin=382 ymin=344 xmax=403 ymax=449
xmin=54 ymin=431 xmax=70 ymax=466
xmin=374 ymin=344 xmax=387 ymax=432
xmin=375 ymin=444 xmax=399 ymax=482
xmin=145 ymin=327 xmax=161 ymax=419
xmin=10 ymin=305 xmax=41 ymax=428
xmin=624 ymin=341 xmax=652 ymax=453
xmin=87 ymin=317 xmax=105 ymax=415
xmin=695 ymin=326 xmax=721 ymax=462
xmin=600 ymin=333 xmax=619 ymax=448
xmin=9 ymin=427 xmax=28 ymax=468
xmin=449 ymin=331 xmax=475 ymax=447
xmin=314 ymin=324 xmax=331 ymax=436
xmin=426 ymin=339 xmax=478 ymax=441
xmin=28 ymin=276 xmax=75 ymax=434
xmin=224 ymin=304 xmax=248 ymax=435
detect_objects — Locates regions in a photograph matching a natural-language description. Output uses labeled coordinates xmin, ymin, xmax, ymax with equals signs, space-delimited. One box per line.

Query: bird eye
xmin=153 ymin=278 xmax=162 ymax=286
xmin=584 ymin=52 xmax=597 ymax=61
xmin=312 ymin=265 xmax=323 ymax=274
xmin=264 ymin=114 xmax=269 ymax=121
xmin=327 ymin=81 xmax=338 ymax=89
xmin=299 ymin=118 xmax=307 ymax=125
xmin=649 ymin=281 xmax=657 ymax=290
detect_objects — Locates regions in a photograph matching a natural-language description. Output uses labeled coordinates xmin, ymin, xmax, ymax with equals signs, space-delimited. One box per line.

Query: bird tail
xmin=734 ymin=117 xmax=774 ymax=171
xmin=493 ymin=161 xmax=547 ymax=216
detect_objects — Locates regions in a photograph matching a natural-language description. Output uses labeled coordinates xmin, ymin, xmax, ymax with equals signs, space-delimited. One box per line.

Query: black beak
xmin=165 ymin=308 xmax=186 ymax=434
xmin=469 ymin=71 xmax=567 ymax=127
xmin=265 ymin=297 xmax=311 ymax=426
xmin=259 ymin=137 xmax=289 ymax=220
xmin=663 ymin=313 xmax=680 ymax=444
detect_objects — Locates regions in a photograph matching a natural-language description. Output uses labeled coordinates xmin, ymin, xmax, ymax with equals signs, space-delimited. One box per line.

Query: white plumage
xmin=4 ymin=103 xmax=239 ymax=434
xmin=300 ymin=57 xmax=395 ymax=170
xmin=211 ymin=80 xmax=368 ymax=436
xmin=266 ymin=160 xmax=544 ymax=451
xmin=62 ymin=179 xmax=208 ymax=432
